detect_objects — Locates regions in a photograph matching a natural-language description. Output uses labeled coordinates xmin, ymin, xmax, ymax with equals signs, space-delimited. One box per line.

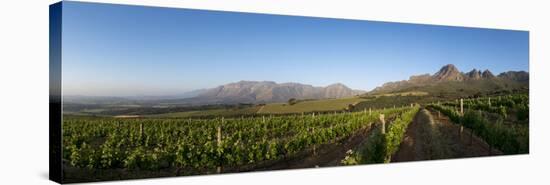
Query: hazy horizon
xmin=62 ymin=2 xmax=529 ymax=97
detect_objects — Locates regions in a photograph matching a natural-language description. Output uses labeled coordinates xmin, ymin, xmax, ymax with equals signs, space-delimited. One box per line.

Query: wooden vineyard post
xmin=460 ymin=98 xmax=464 ymax=116
xmin=139 ymin=123 xmax=143 ymax=137
xmin=312 ymin=127 xmax=316 ymax=156
xmin=217 ymin=126 xmax=222 ymax=147
xmin=380 ymin=114 xmax=385 ymax=134
xmin=459 ymin=98 xmax=464 ymax=139
xmin=488 ymin=97 xmax=492 ymax=106
xmin=140 ymin=123 xmax=144 ymax=137
xmin=438 ymin=111 xmax=441 ymax=119
xmin=217 ymin=118 xmax=223 ymax=173
xmin=379 ymin=114 xmax=387 ymax=161
xmin=369 ymin=108 xmax=372 ymax=115
xmin=217 ymin=126 xmax=222 ymax=173
xmin=262 ymin=116 xmax=265 ymax=123
xmin=312 ymin=112 xmax=315 ymax=119
xmin=459 ymin=125 xmax=464 ymax=139
xmin=139 ymin=122 xmax=144 ymax=144
xmin=330 ymin=125 xmax=335 ymax=143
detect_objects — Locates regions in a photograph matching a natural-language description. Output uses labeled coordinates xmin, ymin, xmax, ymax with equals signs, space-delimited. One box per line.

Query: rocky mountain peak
xmin=433 ymin=64 xmax=463 ymax=81
xmin=369 ymin=64 xmax=529 ymax=95
xmin=326 ymin=83 xmax=346 ymax=88
xmin=498 ymin=71 xmax=529 ymax=82
xmin=465 ymin=69 xmax=482 ymax=80
xmin=481 ymin=70 xmax=495 ymax=78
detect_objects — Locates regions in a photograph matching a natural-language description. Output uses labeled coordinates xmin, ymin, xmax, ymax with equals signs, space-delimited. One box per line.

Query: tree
xmin=288 ymin=98 xmax=297 ymax=105
xmin=347 ymin=104 xmax=355 ymax=112
xmin=474 ymin=91 xmax=482 ymax=98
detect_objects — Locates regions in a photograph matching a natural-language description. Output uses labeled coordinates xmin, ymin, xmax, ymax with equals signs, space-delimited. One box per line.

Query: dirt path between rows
xmin=392 ymin=108 xmax=501 ymax=162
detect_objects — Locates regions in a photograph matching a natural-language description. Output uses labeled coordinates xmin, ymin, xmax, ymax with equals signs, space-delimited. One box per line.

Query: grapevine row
xmin=428 ymin=104 xmax=528 ymax=154
xmin=63 ymin=107 xmax=413 ymax=172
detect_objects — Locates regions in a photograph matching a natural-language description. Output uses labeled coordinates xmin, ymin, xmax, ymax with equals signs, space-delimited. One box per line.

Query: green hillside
xmin=257 ymin=97 xmax=365 ymax=114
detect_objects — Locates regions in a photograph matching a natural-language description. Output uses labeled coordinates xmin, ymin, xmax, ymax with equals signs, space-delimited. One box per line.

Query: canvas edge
xmin=49 ymin=1 xmax=63 ymax=184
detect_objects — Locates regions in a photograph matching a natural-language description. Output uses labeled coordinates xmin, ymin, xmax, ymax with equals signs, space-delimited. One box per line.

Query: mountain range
xmin=178 ymin=81 xmax=365 ymax=104
xmin=369 ymin=64 xmax=529 ymax=96
xmin=65 ymin=64 xmax=528 ymax=105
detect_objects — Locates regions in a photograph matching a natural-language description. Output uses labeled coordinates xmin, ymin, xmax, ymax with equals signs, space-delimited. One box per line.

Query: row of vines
xmin=428 ymin=93 xmax=529 ymax=154
xmin=63 ymin=107 xmax=414 ymax=172
xmin=341 ymin=106 xmax=420 ymax=164
xmin=440 ymin=93 xmax=529 ymax=122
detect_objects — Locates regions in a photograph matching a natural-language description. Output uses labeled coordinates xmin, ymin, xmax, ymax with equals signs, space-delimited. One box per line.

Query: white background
xmin=0 ymin=0 xmax=549 ymax=184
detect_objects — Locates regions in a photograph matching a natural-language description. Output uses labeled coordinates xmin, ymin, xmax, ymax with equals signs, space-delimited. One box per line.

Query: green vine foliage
xmin=63 ymin=107 xmax=414 ymax=171
xmin=341 ymin=106 xmax=420 ymax=164
xmin=429 ymin=98 xmax=528 ymax=155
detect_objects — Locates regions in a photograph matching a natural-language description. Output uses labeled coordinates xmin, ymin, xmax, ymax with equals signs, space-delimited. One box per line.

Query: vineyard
xmin=63 ymin=106 xmax=419 ymax=176
xmin=61 ymin=93 xmax=529 ymax=181
xmin=440 ymin=93 xmax=529 ymax=123
xmin=428 ymin=93 xmax=529 ymax=154
xmin=341 ymin=106 xmax=420 ymax=164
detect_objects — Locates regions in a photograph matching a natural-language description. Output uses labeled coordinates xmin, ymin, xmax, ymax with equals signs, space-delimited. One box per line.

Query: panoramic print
xmin=51 ymin=1 xmax=529 ymax=183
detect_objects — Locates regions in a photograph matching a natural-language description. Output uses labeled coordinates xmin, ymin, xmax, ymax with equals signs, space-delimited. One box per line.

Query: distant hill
xmin=63 ymin=95 xmax=133 ymax=105
xmin=368 ymin=64 xmax=529 ymax=97
xmin=180 ymin=81 xmax=365 ymax=104
xmin=63 ymin=89 xmax=209 ymax=104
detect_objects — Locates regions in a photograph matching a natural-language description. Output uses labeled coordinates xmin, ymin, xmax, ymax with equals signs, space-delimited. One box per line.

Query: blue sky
xmin=61 ymin=1 xmax=529 ymax=96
